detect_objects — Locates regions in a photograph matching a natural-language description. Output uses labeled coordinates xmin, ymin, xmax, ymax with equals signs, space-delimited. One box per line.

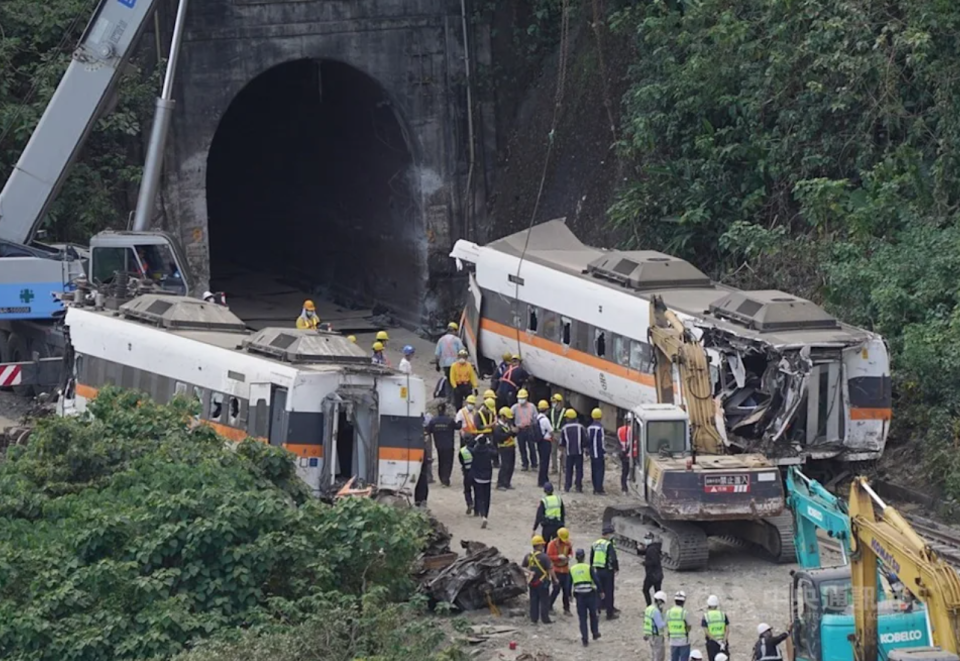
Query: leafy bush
xmin=0 ymin=388 xmax=432 ymax=661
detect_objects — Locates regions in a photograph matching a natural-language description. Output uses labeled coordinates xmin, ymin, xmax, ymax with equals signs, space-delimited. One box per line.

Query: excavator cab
xmin=88 ymin=231 xmax=189 ymax=296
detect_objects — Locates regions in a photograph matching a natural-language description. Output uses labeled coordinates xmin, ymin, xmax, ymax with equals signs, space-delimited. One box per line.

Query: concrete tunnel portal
xmin=206 ymin=58 xmax=422 ymax=319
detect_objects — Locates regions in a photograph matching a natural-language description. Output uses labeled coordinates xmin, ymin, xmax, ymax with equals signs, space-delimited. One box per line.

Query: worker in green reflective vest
xmin=645 ymin=590 xmax=668 ymax=661
xmin=532 ymin=482 xmax=565 ymax=542
xmin=701 ymin=594 xmax=729 ymax=661
xmin=569 ymin=548 xmax=602 ymax=647
xmin=666 ymin=591 xmax=693 ymax=661
xmin=590 ymin=523 xmax=619 ymax=620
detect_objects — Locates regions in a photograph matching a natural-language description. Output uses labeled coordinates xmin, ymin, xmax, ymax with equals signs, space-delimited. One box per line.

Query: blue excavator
xmin=785 ymin=467 xmax=933 ymax=661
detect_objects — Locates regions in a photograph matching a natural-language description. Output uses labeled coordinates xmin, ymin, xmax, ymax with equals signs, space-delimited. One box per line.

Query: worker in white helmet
xmin=690 ymin=651 xmax=703 ymax=661
xmin=666 ymin=590 xmax=693 ymax=661
xmin=754 ymin=622 xmax=791 ymax=661
xmin=701 ymin=594 xmax=729 ymax=661
xmin=715 ymin=655 xmax=728 ymax=661
xmin=644 ymin=589 xmax=669 ymax=661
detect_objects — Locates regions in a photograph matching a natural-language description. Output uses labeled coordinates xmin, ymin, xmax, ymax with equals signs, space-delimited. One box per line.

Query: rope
xmin=511 ymin=0 xmax=572 ymax=357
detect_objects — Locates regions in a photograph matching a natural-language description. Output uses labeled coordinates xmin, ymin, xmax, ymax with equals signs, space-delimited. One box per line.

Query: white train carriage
xmin=60 ymin=295 xmax=425 ymax=495
xmin=451 ymin=219 xmax=891 ymax=465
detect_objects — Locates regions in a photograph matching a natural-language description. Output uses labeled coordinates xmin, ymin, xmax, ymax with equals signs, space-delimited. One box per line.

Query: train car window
xmin=595 ymin=330 xmax=606 ymax=357
xmin=613 ymin=335 xmax=630 ymax=367
xmin=629 ymin=341 xmax=645 ymax=371
xmin=174 ymin=381 xmax=187 ymax=396
xmin=228 ymin=397 xmax=240 ymax=425
xmin=561 ymin=317 xmax=572 ymax=346
xmin=541 ymin=309 xmax=558 ymax=340
xmin=528 ymin=306 xmax=539 ymax=333
xmin=210 ymin=393 xmax=224 ymax=422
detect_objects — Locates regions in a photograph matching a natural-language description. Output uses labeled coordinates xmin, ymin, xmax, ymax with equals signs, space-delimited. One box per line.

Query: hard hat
xmin=502 ymin=352 xmax=512 ymax=360
xmin=557 ymin=528 xmax=570 ymax=542
xmin=757 ymin=623 xmax=771 ymax=635
xmin=543 ymin=481 xmax=554 ymax=493
xmin=625 ymin=411 xmax=634 ymax=421
xmin=653 ymin=590 xmax=667 ymax=602
xmin=448 ymin=321 xmax=459 ymax=331
xmin=403 ymin=345 xmax=415 ymax=355
xmin=602 ymin=522 xmax=615 ymax=535
xmin=484 ymin=389 xmax=496 ymax=400
xmin=304 ymin=300 xmax=316 ymax=311
xmin=591 ymin=408 xmax=602 ymax=420
xmin=707 ymin=595 xmax=720 ymax=608
xmin=537 ymin=400 xmax=549 ymax=411
xmin=484 ymin=398 xmax=496 ymax=409
xmin=511 ymin=353 xmax=521 ymax=361
xmin=202 ymin=291 xmax=215 ymax=301
xmin=715 ymin=654 xmax=728 ymax=661
xmin=458 ymin=349 xmax=469 ymax=357
xmin=552 ymin=393 xmax=564 ymax=403
xmin=517 ymin=388 xmax=529 ymax=399
xmin=531 ymin=534 xmax=545 ymax=546
xmin=372 ymin=342 xmax=384 ymax=351
xmin=575 ymin=548 xmax=586 ymax=559
xmin=347 ymin=335 xmax=357 ymax=343
xmin=690 ymin=651 xmax=703 ymax=660
xmin=376 ymin=330 xmax=389 ymax=341
xmin=466 ymin=395 xmax=477 ymax=405
xmin=498 ymin=407 xmax=514 ymax=419
xmin=564 ymin=409 xmax=577 ymax=419
xmin=675 ymin=590 xmax=686 ymax=602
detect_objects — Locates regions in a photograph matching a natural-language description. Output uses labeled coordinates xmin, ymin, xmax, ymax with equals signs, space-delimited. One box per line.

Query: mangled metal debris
xmin=418 ymin=536 xmax=526 ymax=611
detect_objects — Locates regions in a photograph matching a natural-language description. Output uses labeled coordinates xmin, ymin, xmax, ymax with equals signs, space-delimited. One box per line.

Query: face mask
xmin=459 ymin=358 xmax=466 ymax=363
xmin=467 ymin=404 xmax=475 ymax=411
xmin=518 ymin=398 xmax=527 ymax=404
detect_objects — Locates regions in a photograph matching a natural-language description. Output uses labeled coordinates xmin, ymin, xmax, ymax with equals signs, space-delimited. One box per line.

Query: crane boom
xmin=0 ymin=0 xmax=162 ymax=244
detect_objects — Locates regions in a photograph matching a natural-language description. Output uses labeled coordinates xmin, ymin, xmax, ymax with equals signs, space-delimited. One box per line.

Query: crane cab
xmin=88 ymin=231 xmax=190 ymax=297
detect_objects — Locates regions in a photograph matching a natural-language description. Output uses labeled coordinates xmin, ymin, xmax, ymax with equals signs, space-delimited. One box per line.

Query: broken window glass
xmin=595 ymin=330 xmax=606 ymax=357
xmin=613 ymin=335 xmax=630 ymax=367
xmin=528 ymin=306 xmax=539 ymax=333
xmin=561 ymin=318 xmax=572 ymax=346
xmin=229 ymin=397 xmax=240 ymax=425
xmin=210 ymin=393 xmax=224 ymax=421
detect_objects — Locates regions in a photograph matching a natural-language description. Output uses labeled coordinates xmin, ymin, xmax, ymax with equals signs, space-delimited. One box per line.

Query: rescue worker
xmin=535 ymin=400 xmax=554 ymax=487
xmin=548 ymin=394 xmax=567 ymax=474
xmin=588 ymin=408 xmax=606 ymax=494
xmin=570 ymin=548 xmax=602 ymax=647
xmin=642 ymin=531 xmax=664 ymax=607
xmin=561 ymin=409 xmax=586 ymax=493
xmin=426 ymin=403 xmax=456 ymax=487
xmin=347 ymin=335 xmax=357 ymax=343
xmin=667 ymin=591 xmax=693 ymax=661
xmin=202 ymin=291 xmax=226 ymax=305
xmin=754 ymin=622 xmax=791 ymax=661
xmin=455 ymin=394 xmax=479 ymax=448
xmin=702 ymin=595 xmax=729 ymax=661
xmin=470 ymin=435 xmax=496 ymax=528
xmin=493 ymin=407 xmax=517 ymax=490
xmin=491 ymin=351 xmax=511 ymax=392
xmin=458 ymin=436 xmax=476 ymax=515
xmin=546 ymin=527 xmax=573 ymax=615
xmin=533 ymin=482 xmax=565 ymax=542
xmin=511 ymin=389 xmax=539 ymax=471
xmin=617 ymin=412 xmax=633 ymax=493
xmin=590 ymin=523 xmax=619 ymax=620
xmin=449 ymin=349 xmax=478 ymax=410
xmin=376 ymin=330 xmax=390 ymax=347
xmin=495 ymin=354 xmax=528 ymax=411
xmin=522 ymin=536 xmax=557 ymax=625
xmin=474 ymin=397 xmax=498 ymax=468
xmin=398 ymin=345 xmax=415 ymax=375
xmin=371 ymin=341 xmax=387 ymax=365
xmin=296 ymin=300 xmax=320 ymax=329
xmin=645 ymin=590 xmax=669 ymax=661
xmin=434 ymin=322 xmax=464 ymax=385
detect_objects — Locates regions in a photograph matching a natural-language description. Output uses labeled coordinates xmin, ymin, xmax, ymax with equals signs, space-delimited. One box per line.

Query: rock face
xmin=158 ymin=0 xmax=494 ymax=327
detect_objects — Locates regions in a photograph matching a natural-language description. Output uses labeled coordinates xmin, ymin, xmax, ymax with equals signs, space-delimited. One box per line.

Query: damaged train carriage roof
xmin=486 ymin=219 xmax=875 ymax=348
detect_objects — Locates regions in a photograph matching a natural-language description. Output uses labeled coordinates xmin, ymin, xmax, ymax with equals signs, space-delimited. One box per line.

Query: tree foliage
xmin=0 ymin=388 xmax=435 ymax=661
xmin=610 ymin=0 xmax=960 ymax=494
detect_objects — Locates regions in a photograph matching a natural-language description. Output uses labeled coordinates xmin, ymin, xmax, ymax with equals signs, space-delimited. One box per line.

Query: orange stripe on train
xmin=850 ymin=408 xmax=892 ymax=421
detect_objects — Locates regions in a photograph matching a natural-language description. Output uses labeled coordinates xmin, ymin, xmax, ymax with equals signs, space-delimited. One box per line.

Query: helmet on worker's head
xmin=403 ymin=345 xmax=415 ymax=356
xmin=458 ymin=349 xmax=469 ymax=358
xmin=466 ymin=394 xmax=477 ymax=405
xmin=202 ymin=291 xmax=215 ymax=302
xmin=675 ymin=590 xmax=686 ymax=603
xmin=707 ymin=595 xmax=720 ymax=608
xmin=653 ymin=590 xmax=667 ymax=603
xmin=591 ymin=408 xmax=602 ymax=420
xmin=511 ymin=353 xmax=521 ymax=362
xmin=347 ymin=335 xmax=357 ymax=343
xmin=552 ymin=393 xmax=564 ymax=403
xmin=517 ymin=388 xmax=529 ymax=399
xmin=502 ymin=352 xmax=512 ymax=361
xmin=715 ymin=655 xmax=728 ymax=661
xmin=372 ymin=341 xmax=384 ymax=351
xmin=543 ymin=481 xmax=554 ymax=494
xmin=557 ymin=528 xmax=570 ymax=542
xmin=565 ymin=409 xmax=577 ymax=420
xmin=376 ymin=330 xmax=389 ymax=341
xmin=624 ymin=411 xmax=633 ymax=422
xmin=757 ymin=623 xmax=771 ymax=636
xmin=484 ymin=389 xmax=496 ymax=400
xmin=304 ymin=300 xmax=316 ymax=311
xmin=498 ymin=406 xmax=514 ymax=419
xmin=537 ymin=400 xmax=549 ymax=411
xmin=484 ymin=398 xmax=496 ymax=410
xmin=448 ymin=321 xmax=459 ymax=331
xmin=643 ymin=531 xmax=655 ymax=543
xmin=531 ymin=534 xmax=545 ymax=547
xmin=575 ymin=548 xmax=586 ymax=560
xmin=690 ymin=651 xmax=703 ymax=660
xmin=602 ymin=522 xmax=615 ymax=535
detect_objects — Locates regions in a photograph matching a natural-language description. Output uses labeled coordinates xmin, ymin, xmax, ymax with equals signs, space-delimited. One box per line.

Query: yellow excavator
xmin=849 ymin=476 xmax=960 ymax=661
xmin=602 ymin=295 xmax=794 ymax=570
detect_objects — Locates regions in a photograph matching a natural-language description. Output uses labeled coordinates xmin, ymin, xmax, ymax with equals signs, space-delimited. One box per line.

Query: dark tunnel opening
xmin=206 ymin=59 xmax=421 ymax=317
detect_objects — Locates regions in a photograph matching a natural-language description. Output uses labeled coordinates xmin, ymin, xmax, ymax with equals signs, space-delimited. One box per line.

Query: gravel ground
xmin=0 ymin=390 xmax=32 ymax=428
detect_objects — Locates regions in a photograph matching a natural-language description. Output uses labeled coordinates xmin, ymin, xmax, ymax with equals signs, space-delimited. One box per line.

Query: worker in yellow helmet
xmin=296 ymin=300 xmax=320 ymax=329
xmin=491 ymin=351 xmax=512 ymax=393
xmin=346 ymin=335 xmax=357 ymax=343
xmin=493 ymin=406 xmax=517 ymax=490
xmin=476 ymin=394 xmax=499 ymax=469
xmin=549 ymin=393 xmax=568 ymax=476
xmin=535 ymin=400 xmax=555 ymax=487
xmin=449 ymin=349 xmax=479 ymax=410
xmin=371 ymin=341 xmax=387 ymax=366
xmin=376 ymin=330 xmax=390 ymax=347
xmin=523 ymin=535 xmax=558 ymax=625
xmin=588 ymin=408 xmax=606 ymax=495
xmin=561 ymin=409 xmax=586 ymax=493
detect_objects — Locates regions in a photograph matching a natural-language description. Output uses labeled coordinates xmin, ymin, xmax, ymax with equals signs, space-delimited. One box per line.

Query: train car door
xmin=268 ymin=386 xmax=288 ymax=447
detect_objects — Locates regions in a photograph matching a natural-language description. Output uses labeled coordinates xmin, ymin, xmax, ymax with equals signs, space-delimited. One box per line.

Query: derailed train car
xmin=451 ymin=219 xmax=891 ymax=466
xmin=59 ymin=294 xmax=425 ymax=495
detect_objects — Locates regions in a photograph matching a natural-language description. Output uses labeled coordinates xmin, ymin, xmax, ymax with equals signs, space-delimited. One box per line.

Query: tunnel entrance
xmin=206 ymin=59 xmax=420 ymax=321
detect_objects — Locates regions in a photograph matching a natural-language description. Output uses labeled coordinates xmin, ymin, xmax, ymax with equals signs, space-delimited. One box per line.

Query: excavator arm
xmin=648 ymin=295 xmax=724 ymax=454
xmin=849 ymin=477 xmax=960 ymax=660
xmin=786 ymin=466 xmax=852 ymax=568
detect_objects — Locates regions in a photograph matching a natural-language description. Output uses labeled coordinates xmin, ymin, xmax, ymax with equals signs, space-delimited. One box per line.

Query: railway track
xmin=816 ymin=513 xmax=960 ymax=571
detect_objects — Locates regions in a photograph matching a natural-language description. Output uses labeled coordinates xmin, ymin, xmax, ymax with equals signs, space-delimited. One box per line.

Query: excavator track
xmin=603 ymin=506 xmax=709 ymax=571
xmin=762 ymin=513 xmax=797 ymax=564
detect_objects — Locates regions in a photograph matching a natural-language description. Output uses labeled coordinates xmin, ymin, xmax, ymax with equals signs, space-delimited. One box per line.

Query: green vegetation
xmin=609 ymin=0 xmax=960 ymax=496
xmin=0 ymin=388 xmax=449 ymax=661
